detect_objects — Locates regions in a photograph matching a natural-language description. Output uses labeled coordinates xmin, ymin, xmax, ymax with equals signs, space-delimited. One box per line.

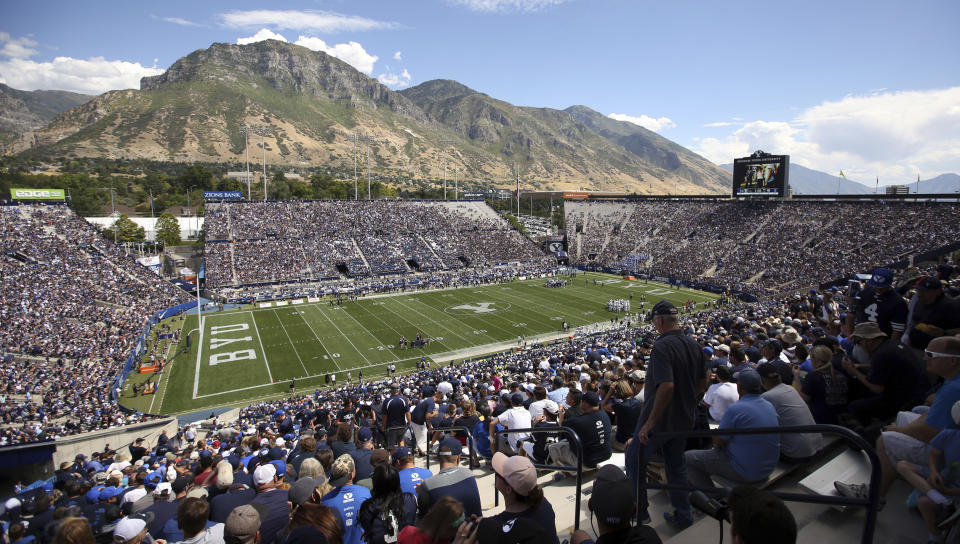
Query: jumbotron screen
xmin=732 ymin=154 xmax=789 ymax=197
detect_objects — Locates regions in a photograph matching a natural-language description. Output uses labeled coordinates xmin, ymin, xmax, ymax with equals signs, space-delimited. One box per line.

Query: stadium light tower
xmin=239 ymin=125 xmax=254 ymax=199
xmin=440 ymin=140 xmax=456 ymax=200
xmin=355 ymin=134 xmax=377 ymax=199
xmin=352 ymin=133 xmax=359 ymax=200
xmin=251 ymin=126 xmax=272 ymax=201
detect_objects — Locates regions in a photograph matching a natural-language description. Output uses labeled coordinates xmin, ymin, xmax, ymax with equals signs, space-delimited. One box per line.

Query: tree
xmin=109 ymin=213 xmax=145 ymax=242
xmin=178 ymin=165 xmax=215 ymax=191
xmin=155 ymin=213 xmax=181 ymax=246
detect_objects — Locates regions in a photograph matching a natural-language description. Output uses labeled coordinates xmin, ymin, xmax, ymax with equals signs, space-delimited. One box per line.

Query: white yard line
xmin=194 ymin=355 xmax=423 ymax=399
xmin=148 ymin=319 xmax=184 ymax=413
xmin=392 ymin=296 xmax=484 ymax=344
xmin=334 ymin=304 xmax=405 ymax=361
xmin=308 ymin=305 xmax=372 ymax=365
xmin=291 ymin=308 xmax=341 ymax=371
xmin=193 ymin=314 xmax=204 ymax=399
xmin=249 ymin=312 xmax=275 ymax=384
xmin=272 ymin=309 xmax=310 ymax=376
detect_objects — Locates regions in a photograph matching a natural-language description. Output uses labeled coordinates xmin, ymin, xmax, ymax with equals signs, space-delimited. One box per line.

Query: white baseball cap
xmin=253 ymin=463 xmax=277 ymax=486
xmin=113 ymin=517 xmax=147 ymax=542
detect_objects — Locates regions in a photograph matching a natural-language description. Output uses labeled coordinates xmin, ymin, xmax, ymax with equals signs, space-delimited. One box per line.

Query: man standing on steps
xmin=382 ymin=383 xmax=411 ymax=448
xmin=625 ymin=300 xmax=706 ymax=528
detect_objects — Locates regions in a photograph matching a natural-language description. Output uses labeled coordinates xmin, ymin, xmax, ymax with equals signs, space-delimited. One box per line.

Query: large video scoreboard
xmin=732 ymin=152 xmax=789 ymax=197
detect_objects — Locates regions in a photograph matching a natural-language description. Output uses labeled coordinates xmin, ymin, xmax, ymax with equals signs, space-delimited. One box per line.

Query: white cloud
xmin=0 ymin=56 xmax=164 ymax=94
xmin=448 ymin=0 xmax=569 ymax=12
xmin=221 ymin=10 xmax=398 ymax=32
xmin=158 ymin=16 xmax=205 ymax=28
xmin=608 ymin=113 xmax=676 ymax=133
xmin=237 ymin=29 xmax=288 ymax=45
xmin=0 ymin=33 xmax=39 ymax=59
xmin=294 ymin=36 xmax=377 ymax=74
xmin=704 ymin=121 xmax=738 ymax=127
xmin=393 ymin=51 xmax=402 ymax=61
xmin=378 ymin=69 xmax=412 ymax=89
xmin=692 ymin=87 xmax=960 ymax=182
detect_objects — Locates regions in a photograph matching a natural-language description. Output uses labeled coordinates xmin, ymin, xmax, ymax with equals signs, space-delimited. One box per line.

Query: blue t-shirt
xmin=398 ymin=467 xmax=433 ymax=495
xmin=322 ymin=484 xmax=373 ymax=544
xmin=932 ymin=429 xmax=960 ymax=463
xmin=719 ymin=395 xmax=780 ymax=481
xmin=926 ymin=375 xmax=960 ymax=431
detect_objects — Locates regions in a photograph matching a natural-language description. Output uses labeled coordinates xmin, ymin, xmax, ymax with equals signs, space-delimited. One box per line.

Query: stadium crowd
xmin=203 ymin=201 xmax=552 ymax=287
xmin=0 ymin=205 xmax=191 ymax=445
xmin=3 ymin=196 xmax=960 ymax=543
xmin=4 ymin=259 xmax=959 ymax=543
xmin=567 ymin=200 xmax=960 ymax=294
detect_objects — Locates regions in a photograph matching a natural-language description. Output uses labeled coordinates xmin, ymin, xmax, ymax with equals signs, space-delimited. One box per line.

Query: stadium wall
xmin=0 ymin=418 xmax=178 ymax=494
xmin=51 ymin=418 xmax=179 ymax=467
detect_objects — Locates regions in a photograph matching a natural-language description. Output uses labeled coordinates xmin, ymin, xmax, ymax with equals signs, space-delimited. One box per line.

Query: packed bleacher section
xmin=9 ymin=261 xmax=958 ymax=543
xmin=566 ymin=200 xmax=960 ymax=294
xmin=0 ymin=205 xmax=191 ymax=445
xmin=204 ymin=201 xmax=552 ymax=288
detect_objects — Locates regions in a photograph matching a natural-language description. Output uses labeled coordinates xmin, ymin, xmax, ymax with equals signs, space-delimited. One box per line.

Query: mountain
xmin=7 ymin=40 xmax=727 ymax=194
xmin=0 ymin=83 xmax=92 ymax=153
xmin=908 ymin=173 xmax=960 ymax=194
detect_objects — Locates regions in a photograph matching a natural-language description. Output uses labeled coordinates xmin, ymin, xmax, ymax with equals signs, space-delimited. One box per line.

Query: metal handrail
xmin=644 ymin=424 xmax=881 ymax=544
xmin=384 ymin=424 xmax=413 ymax=449
xmin=493 ymin=426 xmax=586 ymax=530
xmin=423 ymin=425 xmax=478 ymax=470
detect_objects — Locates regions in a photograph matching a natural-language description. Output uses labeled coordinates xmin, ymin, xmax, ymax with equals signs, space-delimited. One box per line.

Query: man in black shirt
xmin=549 ymin=391 xmax=612 ymax=469
xmin=847 ymin=267 xmax=908 ymax=342
xmin=381 ymin=384 xmax=411 ymax=448
xmin=843 ymin=321 xmax=929 ymax=424
xmin=626 ymin=300 xmax=706 ymax=528
xmin=128 ymin=438 xmax=148 ymax=463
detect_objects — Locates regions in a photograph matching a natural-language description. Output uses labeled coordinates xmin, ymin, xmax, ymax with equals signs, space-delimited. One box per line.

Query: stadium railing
xmin=423 ymin=425 xmax=477 ymax=470
xmin=493 ymin=426 xmax=586 ymax=530
xmin=642 ymin=424 xmax=881 ymax=544
xmin=384 ymin=424 xmax=415 ymax=450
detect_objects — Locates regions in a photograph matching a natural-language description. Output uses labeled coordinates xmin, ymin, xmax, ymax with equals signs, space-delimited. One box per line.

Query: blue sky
xmin=2 ymin=0 xmax=958 ymax=185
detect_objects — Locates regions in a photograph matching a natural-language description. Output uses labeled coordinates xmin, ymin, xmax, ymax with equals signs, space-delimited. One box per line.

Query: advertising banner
xmin=11 ymin=188 xmax=66 ymax=200
xmin=203 ymin=191 xmax=243 ymax=200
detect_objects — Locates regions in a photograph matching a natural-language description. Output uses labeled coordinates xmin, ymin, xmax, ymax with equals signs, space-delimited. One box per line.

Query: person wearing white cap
xmin=522 ymin=400 xmax=560 ymax=464
xmin=248 ymin=464 xmax=289 ymax=544
xmin=113 ymin=516 xmax=151 ymax=544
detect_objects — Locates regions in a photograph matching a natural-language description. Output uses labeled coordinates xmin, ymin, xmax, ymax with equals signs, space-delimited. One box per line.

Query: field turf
xmin=120 ymin=272 xmax=718 ymax=415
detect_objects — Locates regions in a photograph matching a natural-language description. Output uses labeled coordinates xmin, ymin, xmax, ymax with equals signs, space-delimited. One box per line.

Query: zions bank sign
xmin=11 ymin=188 xmax=66 ymax=200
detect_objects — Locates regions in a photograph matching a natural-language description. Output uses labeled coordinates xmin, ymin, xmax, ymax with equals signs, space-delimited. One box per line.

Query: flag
xmin=839 ymin=170 xmax=846 ymax=179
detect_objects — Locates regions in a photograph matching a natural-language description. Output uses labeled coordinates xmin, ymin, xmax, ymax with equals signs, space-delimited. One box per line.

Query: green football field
xmin=122 ymin=272 xmax=719 ymax=415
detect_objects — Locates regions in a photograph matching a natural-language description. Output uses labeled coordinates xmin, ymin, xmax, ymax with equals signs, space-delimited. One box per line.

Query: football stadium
xmin=1 ymin=3 xmax=959 ymax=543
xmin=2 ymin=191 xmax=959 ymax=544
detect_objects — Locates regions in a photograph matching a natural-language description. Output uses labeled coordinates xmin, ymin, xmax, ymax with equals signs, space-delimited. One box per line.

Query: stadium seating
xmin=0 ymin=205 xmax=191 ymax=444
xmin=203 ymin=200 xmax=552 ymax=288
xmin=566 ymin=200 xmax=960 ymax=294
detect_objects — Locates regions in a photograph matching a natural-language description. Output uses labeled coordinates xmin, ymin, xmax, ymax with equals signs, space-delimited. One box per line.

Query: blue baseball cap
xmin=144 ymin=473 xmax=162 ymax=490
xmin=269 ymin=460 xmax=286 ymax=478
xmin=868 ymin=268 xmax=893 ymax=289
xmin=392 ymin=447 xmax=412 ymax=463
xmin=86 ymin=486 xmax=104 ymax=502
xmin=99 ymin=486 xmax=121 ymax=501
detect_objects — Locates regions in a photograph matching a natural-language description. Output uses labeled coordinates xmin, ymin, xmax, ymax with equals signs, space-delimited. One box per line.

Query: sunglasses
xmin=925 ymin=350 xmax=957 ymax=359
